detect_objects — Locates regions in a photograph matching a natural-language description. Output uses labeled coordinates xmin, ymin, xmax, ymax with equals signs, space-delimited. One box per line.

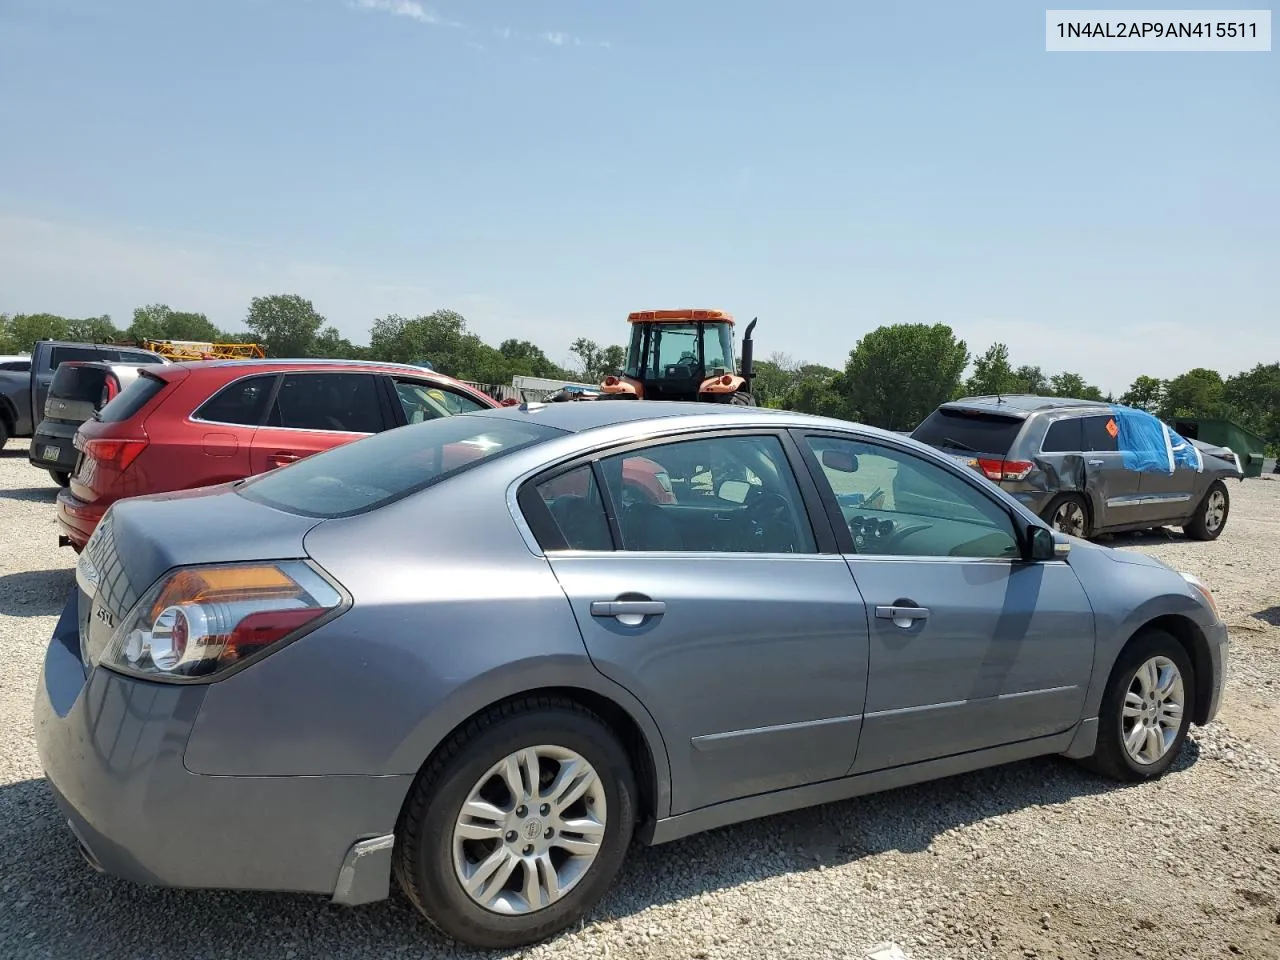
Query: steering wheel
xmin=745 ymin=492 xmax=795 ymax=550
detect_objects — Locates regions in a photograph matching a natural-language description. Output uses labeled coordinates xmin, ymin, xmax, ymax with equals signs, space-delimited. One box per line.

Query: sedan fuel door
xmin=792 ymin=431 xmax=1097 ymax=775
xmin=522 ymin=430 xmax=871 ymax=817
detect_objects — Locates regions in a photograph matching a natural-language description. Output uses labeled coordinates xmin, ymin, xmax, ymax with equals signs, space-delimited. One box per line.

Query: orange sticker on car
xmin=1105 ymin=418 xmax=1118 ymax=438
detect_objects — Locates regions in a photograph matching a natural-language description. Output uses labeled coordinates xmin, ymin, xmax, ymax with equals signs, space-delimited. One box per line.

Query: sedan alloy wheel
xmin=1121 ymin=655 xmax=1185 ymax=765
xmin=451 ymin=745 xmax=607 ymax=914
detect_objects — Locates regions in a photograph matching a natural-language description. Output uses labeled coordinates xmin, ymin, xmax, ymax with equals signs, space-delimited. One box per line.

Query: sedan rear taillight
xmin=96 ymin=561 xmax=345 ymax=681
xmin=976 ymin=458 xmax=1035 ymax=482
xmin=82 ymin=437 xmax=148 ymax=471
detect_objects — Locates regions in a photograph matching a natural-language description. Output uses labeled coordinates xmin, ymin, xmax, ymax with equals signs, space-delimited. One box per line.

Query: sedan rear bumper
xmin=34 ymin=594 xmax=411 ymax=903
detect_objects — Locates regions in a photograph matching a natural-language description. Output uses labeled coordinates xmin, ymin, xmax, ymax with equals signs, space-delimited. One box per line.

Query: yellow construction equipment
xmin=142 ymin=339 xmax=267 ymax=361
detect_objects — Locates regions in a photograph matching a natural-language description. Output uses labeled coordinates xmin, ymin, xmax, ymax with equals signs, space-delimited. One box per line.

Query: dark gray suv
xmin=911 ymin=395 xmax=1242 ymax=541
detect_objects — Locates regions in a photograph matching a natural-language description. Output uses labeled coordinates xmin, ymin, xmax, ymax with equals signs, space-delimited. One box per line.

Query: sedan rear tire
xmin=393 ymin=696 xmax=637 ymax=950
xmin=1182 ymin=479 xmax=1229 ymax=541
xmin=1080 ymin=629 xmax=1195 ymax=782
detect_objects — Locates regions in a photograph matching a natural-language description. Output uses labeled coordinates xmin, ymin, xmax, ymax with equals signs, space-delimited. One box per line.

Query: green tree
xmin=1158 ymin=367 xmax=1225 ymax=421
xmin=245 ymin=294 xmax=326 ymax=358
xmin=1118 ymin=375 xmax=1165 ymax=413
xmin=747 ymin=352 xmax=801 ymax=407
xmin=311 ymin=325 xmax=364 ymax=360
xmin=367 ymin=309 xmax=502 ymax=380
xmin=1048 ymin=371 xmax=1105 ymax=401
xmin=570 ymin=338 xmax=626 ymax=383
xmin=3 ymin=313 xmax=71 ymax=352
xmin=62 ymin=314 xmax=121 ymax=343
xmin=128 ymin=303 xmax=226 ymax=343
xmin=497 ymin=339 xmax=569 ymax=380
xmin=1222 ymin=362 xmax=1280 ymax=441
xmin=1011 ymin=364 xmax=1048 ymax=394
xmin=840 ymin=323 xmax=969 ymax=430
xmin=786 ymin=365 xmax=851 ymax=419
xmin=964 ymin=343 xmax=1018 ymax=396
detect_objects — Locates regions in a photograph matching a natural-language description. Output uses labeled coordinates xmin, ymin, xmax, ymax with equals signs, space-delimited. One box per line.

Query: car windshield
xmin=911 ymin=408 xmax=1025 ymax=456
xmin=237 ymin=414 xmax=566 ymax=518
xmin=625 ymin=323 xmax=735 ymax=380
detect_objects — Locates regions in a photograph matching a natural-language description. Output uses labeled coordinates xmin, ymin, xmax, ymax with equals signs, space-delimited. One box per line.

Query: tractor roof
xmin=626 ymin=309 xmax=734 ymax=325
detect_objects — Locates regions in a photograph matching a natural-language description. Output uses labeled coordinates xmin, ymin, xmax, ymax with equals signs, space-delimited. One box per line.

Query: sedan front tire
xmin=1081 ymin=629 xmax=1195 ymax=782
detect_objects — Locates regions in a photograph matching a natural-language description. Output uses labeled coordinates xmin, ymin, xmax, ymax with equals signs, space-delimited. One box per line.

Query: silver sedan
xmin=35 ymin=400 xmax=1227 ymax=949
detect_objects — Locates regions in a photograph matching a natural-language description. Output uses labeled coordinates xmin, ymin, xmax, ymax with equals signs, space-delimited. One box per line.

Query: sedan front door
xmin=523 ymin=430 xmax=870 ymax=816
xmin=792 ymin=431 xmax=1097 ymax=774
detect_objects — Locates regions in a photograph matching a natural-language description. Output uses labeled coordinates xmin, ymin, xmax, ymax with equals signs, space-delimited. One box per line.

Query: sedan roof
xmin=473 ymin=399 xmax=850 ymax=434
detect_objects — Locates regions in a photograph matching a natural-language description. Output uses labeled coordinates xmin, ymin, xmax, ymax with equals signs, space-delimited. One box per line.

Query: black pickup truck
xmin=0 ymin=340 xmax=165 ymax=461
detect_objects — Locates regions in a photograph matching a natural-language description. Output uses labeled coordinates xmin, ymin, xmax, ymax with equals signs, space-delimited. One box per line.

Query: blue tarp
xmin=1109 ymin=404 xmax=1203 ymax=474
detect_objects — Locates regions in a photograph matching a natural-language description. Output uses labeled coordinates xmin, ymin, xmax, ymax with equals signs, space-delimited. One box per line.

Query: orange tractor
xmin=599 ymin=309 xmax=757 ymax=405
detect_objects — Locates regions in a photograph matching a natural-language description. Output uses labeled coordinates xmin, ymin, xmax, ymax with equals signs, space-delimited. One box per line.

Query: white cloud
xmin=537 ymin=31 xmax=610 ymax=48
xmin=351 ymin=0 xmax=460 ymax=28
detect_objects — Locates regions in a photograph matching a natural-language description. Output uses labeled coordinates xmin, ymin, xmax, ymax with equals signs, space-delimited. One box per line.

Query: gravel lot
xmin=1 ymin=441 xmax=1277 ymax=960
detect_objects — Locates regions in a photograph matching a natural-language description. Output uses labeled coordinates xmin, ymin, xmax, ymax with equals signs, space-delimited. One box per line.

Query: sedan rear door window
xmin=534 ymin=464 xmax=614 ymax=551
xmin=596 ymin=434 xmax=817 ymax=554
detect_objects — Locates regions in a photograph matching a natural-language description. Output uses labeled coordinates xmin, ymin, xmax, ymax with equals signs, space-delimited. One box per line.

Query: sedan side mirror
xmin=1027 ymin=525 xmax=1065 ymax=561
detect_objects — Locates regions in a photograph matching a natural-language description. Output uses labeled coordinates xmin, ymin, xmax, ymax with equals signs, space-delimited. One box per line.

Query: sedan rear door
xmin=522 ymin=429 xmax=871 ymax=817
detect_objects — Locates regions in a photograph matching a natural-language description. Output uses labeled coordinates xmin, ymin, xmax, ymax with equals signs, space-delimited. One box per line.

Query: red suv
xmin=57 ymin=359 xmax=501 ymax=551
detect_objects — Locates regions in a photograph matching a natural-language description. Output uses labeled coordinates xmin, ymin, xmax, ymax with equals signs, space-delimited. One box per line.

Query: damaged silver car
xmin=911 ymin=396 xmax=1242 ymax=541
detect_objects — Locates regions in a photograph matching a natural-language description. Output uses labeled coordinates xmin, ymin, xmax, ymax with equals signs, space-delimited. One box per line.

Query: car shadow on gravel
xmin=1252 ymin=606 xmax=1280 ymax=626
xmin=1101 ymin=528 xmax=1191 ymax=545
xmin=0 ymin=741 xmax=1203 ymax=958
xmin=0 ymin=569 xmax=74 ymax=616
xmin=0 ymin=485 xmax=59 ymax=503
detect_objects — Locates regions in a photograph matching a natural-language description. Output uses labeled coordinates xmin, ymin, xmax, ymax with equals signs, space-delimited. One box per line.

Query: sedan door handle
xmin=269 ymin=452 xmax=301 ymax=468
xmin=590 ymin=600 xmax=666 ymax=618
xmin=1087 ymin=459 xmax=1104 ymax=466
xmin=875 ymin=605 xmax=931 ymax=626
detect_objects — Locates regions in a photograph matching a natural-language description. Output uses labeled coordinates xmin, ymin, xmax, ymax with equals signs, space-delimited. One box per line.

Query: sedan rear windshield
xmin=911 ymin=408 xmax=1025 ymax=456
xmin=238 ymin=415 xmax=567 ymax=518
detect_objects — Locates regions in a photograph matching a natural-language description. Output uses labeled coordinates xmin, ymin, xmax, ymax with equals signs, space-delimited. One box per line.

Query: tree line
xmin=1 ymin=296 xmax=1275 ymax=450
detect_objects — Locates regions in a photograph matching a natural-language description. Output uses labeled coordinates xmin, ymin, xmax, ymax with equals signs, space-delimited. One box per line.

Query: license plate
xmin=43 ymin=445 xmax=60 ymax=461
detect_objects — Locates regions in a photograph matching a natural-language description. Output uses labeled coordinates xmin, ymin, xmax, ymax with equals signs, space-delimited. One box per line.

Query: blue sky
xmin=0 ymin=0 xmax=1275 ymax=393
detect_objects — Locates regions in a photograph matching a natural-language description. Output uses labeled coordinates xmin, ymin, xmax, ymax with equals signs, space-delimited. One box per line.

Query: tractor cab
xmin=600 ymin=309 xmax=756 ymax=405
